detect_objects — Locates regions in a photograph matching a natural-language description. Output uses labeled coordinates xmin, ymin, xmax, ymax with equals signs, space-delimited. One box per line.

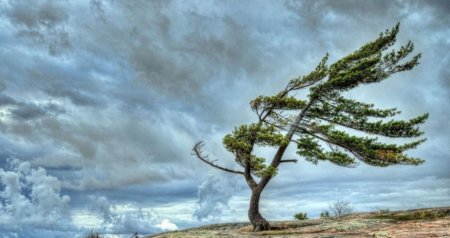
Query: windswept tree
xmin=192 ymin=24 xmax=428 ymax=231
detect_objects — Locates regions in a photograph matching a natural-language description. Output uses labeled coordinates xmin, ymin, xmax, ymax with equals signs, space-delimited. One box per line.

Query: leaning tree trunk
xmin=248 ymin=186 xmax=270 ymax=231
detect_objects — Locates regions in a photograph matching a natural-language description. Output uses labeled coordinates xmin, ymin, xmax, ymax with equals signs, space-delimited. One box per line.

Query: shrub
xmin=329 ymin=200 xmax=354 ymax=217
xmin=320 ymin=210 xmax=330 ymax=218
xmin=294 ymin=212 xmax=308 ymax=220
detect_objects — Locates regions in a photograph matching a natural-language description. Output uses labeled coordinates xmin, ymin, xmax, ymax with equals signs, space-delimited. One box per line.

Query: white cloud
xmin=0 ymin=0 xmax=448 ymax=236
xmin=156 ymin=219 xmax=178 ymax=231
xmin=87 ymin=195 xmax=179 ymax=235
xmin=193 ymin=174 xmax=240 ymax=221
xmin=0 ymin=159 xmax=75 ymax=237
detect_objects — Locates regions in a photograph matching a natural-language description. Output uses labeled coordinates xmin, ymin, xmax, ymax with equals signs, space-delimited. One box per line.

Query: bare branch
xmin=192 ymin=141 xmax=244 ymax=175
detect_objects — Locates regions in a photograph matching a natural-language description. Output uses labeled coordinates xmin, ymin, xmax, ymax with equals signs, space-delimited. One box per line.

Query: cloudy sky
xmin=0 ymin=0 xmax=449 ymax=237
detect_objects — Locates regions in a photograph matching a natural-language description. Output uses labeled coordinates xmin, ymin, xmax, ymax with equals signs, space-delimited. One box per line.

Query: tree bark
xmin=248 ymin=186 xmax=270 ymax=232
xmin=246 ymin=101 xmax=315 ymax=232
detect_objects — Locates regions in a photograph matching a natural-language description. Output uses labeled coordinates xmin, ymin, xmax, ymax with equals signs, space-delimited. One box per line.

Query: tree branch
xmin=297 ymin=126 xmax=366 ymax=163
xmin=256 ymin=100 xmax=316 ymax=190
xmin=243 ymin=157 xmax=258 ymax=189
xmin=192 ymin=141 xmax=244 ymax=175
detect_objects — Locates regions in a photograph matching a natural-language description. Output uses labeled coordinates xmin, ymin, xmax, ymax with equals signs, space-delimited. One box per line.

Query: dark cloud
xmin=124 ymin=5 xmax=269 ymax=103
xmin=0 ymin=97 xmax=65 ymax=121
xmin=8 ymin=0 xmax=68 ymax=28
xmin=413 ymin=0 xmax=450 ymax=21
xmin=0 ymin=0 xmax=448 ymax=237
xmin=6 ymin=0 xmax=71 ymax=56
xmin=10 ymin=103 xmax=47 ymax=120
xmin=44 ymin=87 xmax=103 ymax=107
xmin=89 ymin=0 xmax=107 ymax=22
xmin=0 ymin=82 xmax=6 ymax=92
xmin=0 ymin=95 xmax=16 ymax=106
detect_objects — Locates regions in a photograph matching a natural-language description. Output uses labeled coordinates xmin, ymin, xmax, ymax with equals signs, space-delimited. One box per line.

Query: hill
xmin=145 ymin=207 xmax=450 ymax=238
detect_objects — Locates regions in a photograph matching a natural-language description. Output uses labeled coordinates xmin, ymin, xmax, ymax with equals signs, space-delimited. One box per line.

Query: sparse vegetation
xmin=329 ymin=200 xmax=354 ymax=217
xmin=147 ymin=207 xmax=450 ymax=238
xmin=373 ymin=209 xmax=450 ymax=221
xmin=320 ymin=210 xmax=330 ymax=218
xmin=294 ymin=212 xmax=308 ymax=220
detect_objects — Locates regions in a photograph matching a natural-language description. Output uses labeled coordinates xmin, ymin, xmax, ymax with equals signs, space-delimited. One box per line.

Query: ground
xmin=145 ymin=207 xmax=450 ymax=238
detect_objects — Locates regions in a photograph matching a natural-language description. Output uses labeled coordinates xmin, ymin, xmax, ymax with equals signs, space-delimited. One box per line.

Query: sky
xmin=0 ymin=0 xmax=449 ymax=237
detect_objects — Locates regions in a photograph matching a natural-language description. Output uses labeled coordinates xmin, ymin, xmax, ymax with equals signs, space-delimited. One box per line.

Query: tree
xmin=192 ymin=24 xmax=428 ymax=232
xmin=329 ymin=200 xmax=354 ymax=217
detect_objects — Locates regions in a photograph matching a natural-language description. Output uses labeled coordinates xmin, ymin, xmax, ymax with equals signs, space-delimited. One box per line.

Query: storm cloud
xmin=0 ymin=0 xmax=448 ymax=237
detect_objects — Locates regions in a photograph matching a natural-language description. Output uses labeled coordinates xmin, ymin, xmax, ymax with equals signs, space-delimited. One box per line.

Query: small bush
xmin=294 ymin=212 xmax=308 ymax=220
xmin=320 ymin=210 xmax=330 ymax=218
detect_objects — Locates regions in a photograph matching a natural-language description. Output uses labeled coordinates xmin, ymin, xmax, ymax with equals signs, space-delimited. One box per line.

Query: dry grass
xmin=372 ymin=208 xmax=449 ymax=221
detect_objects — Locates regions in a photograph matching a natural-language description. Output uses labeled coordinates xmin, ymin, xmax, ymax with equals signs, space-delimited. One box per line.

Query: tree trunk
xmin=248 ymin=187 xmax=270 ymax=231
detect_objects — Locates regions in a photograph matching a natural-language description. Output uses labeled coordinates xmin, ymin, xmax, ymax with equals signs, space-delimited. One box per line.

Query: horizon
xmin=0 ymin=0 xmax=449 ymax=237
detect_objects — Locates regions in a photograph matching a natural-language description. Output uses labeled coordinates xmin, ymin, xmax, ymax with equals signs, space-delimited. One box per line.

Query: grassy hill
xmin=145 ymin=207 xmax=450 ymax=238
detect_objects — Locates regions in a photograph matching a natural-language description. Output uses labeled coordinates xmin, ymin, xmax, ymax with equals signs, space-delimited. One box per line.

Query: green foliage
xmin=287 ymin=54 xmax=329 ymax=90
xmin=222 ymin=123 xmax=286 ymax=177
xmin=296 ymin=136 xmax=357 ymax=167
xmin=296 ymin=121 xmax=426 ymax=167
xmin=251 ymin=95 xmax=307 ymax=112
xmin=217 ymin=23 xmax=427 ymax=180
xmin=300 ymin=26 xmax=429 ymax=166
xmin=320 ymin=210 xmax=330 ymax=218
xmin=309 ymin=98 xmax=428 ymax=138
xmin=294 ymin=212 xmax=308 ymax=220
xmin=319 ymin=23 xmax=420 ymax=94
xmin=249 ymin=156 xmax=278 ymax=177
xmin=223 ymin=124 xmax=288 ymax=155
